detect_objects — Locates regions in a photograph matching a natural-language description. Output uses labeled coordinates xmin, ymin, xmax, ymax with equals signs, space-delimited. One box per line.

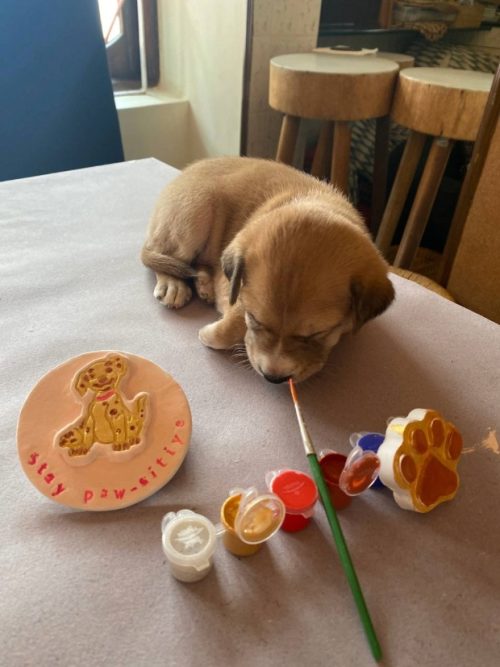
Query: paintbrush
xmin=288 ymin=378 xmax=382 ymax=661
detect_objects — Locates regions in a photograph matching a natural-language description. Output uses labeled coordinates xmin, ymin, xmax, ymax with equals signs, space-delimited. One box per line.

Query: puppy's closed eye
xmin=293 ymin=325 xmax=341 ymax=344
xmin=245 ymin=312 xmax=265 ymax=331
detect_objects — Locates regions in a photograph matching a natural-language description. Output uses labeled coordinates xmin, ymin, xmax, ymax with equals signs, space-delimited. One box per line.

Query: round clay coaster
xmin=17 ymin=351 xmax=191 ymax=511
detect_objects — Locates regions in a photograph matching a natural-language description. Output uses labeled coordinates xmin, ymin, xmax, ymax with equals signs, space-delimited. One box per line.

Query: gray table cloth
xmin=1 ymin=159 xmax=499 ymax=667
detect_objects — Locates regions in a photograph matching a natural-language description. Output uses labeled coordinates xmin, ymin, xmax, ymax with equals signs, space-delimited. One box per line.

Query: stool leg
xmin=311 ymin=122 xmax=333 ymax=179
xmin=330 ymin=121 xmax=351 ymax=195
xmin=394 ymin=137 xmax=454 ymax=269
xmin=371 ymin=116 xmax=390 ymax=235
xmin=276 ymin=114 xmax=300 ymax=165
xmin=375 ymin=131 xmax=427 ymax=256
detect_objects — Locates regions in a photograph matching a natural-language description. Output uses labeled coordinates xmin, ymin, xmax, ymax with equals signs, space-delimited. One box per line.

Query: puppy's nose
xmin=262 ymin=373 xmax=291 ymax=384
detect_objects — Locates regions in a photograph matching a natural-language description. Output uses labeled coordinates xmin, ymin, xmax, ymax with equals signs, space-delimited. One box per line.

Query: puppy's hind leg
xmin=153 ymin=272 xmax=192 ymax=309
xmin=142 ymin=248 xmax=196 ymax=309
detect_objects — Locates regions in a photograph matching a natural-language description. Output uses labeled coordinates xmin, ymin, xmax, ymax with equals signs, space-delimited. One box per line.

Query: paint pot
xmin=318 ymin=452 xmax=352 ymax=509
xmin=220 ymin=487 xmax=285 ymax=556
xmin=161 ymin=510 xmax=217 ymax=583
xmin=349 ymin=432 xmax=385 ymax=488
xmin=338 ymin=445 xmax=381 ymax=496
xmin=266 ymin=469 xmax=318 ymax=532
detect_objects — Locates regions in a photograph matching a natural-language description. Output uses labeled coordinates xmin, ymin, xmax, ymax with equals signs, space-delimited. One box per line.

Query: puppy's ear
xmin=74 ymin=370 xmax=89 ymax=396
xmin=221 ymin=246 xmax=245 ymax=306
xmin=110 ymin=354 xmax=126 ymax=373
xmin=351 ymin=274 xmax=395 ymax=332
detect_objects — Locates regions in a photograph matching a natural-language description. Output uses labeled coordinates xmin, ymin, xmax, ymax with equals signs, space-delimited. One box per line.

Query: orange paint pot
xmin=318 ymin=451 xmax=352 ymax=510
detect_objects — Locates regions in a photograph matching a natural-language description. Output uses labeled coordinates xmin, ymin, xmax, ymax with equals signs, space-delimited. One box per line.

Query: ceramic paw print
xmin=378 ymin=409 xmax=463 ymax=512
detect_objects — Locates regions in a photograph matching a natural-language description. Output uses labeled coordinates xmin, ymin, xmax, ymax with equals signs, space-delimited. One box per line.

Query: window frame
xmin=102 ymin=0 xmax=159 ymax=95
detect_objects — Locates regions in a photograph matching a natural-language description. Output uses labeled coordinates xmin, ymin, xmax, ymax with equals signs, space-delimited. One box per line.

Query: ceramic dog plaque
xmin=17 ymin=351 xmax=191 ymax=510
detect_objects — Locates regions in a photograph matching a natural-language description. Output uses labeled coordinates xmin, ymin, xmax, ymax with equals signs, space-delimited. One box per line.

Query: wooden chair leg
xmin=311 ymin=122 xmax=333 ymax=179
xmin=394 ymin=137 xmax=454 ymax=269
xmin=330 ymin=121 xmax=351 ymax=195
xmin=375 ymin=130 xmax=427 ymax=256
xmin=371 ymin=116 xmax=390 ymax=235
xmin=276 ymin=114 xmax=300 ymax=164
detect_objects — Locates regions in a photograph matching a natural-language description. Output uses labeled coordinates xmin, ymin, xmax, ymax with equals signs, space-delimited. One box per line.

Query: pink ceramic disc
xmin=17 ymin=351 xmax=191 ymax=511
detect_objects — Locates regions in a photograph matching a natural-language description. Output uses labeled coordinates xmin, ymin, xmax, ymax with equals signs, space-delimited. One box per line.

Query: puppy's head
xmin=222 ymin=201 xmax=394 ymax=383
xmin=74 ymin=354 xmax=127 ymax=396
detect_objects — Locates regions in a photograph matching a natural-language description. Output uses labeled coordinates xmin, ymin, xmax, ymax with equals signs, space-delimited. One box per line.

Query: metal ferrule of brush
xmin=293 ymin=403 xmax=315 ymax=455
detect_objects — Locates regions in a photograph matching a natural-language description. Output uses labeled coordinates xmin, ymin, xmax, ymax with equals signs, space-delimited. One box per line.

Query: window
xmin=98 ymin=0 xmax=159 ymax=94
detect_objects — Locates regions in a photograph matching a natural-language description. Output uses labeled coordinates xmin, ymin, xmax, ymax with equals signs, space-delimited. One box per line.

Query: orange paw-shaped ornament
xmin=378 ymin=409 xmax=463 ymax=512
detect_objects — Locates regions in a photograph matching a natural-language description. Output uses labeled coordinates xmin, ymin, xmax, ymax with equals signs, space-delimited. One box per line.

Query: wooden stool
xmin=388 ymin=247 xmax=455 ymax=301
xmin=390 ymin=267 xmax=455 ymax=301
xmin=269 ymin=53 xmax=399 ymax=196
xmin=375 ymin=67 xmax=494 ymax=269
xmin=356 ymin=52 xmax=415 ymax=229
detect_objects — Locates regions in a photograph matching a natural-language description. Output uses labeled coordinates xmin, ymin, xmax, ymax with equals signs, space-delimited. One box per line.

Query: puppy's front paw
xmin=154 ymin=277 xmax=192 ymax=309
xmin=199 ymin=322 xmax=231 ymax=350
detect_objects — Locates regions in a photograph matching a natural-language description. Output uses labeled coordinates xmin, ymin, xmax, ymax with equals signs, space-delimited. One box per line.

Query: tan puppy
xmin=142 ymin=157 xmax=394 ymax=383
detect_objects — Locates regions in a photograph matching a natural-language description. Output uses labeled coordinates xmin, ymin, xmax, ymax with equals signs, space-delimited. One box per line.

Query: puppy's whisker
xmin=230 ymin=346 xmax=252 ymax=369
xmin=235 ymin=358 xmax=251 ymax=367
xmin=230 ymin=345 xmax=250 ymax=367
xmin=231 ymin=352 xmax=249 ymax=362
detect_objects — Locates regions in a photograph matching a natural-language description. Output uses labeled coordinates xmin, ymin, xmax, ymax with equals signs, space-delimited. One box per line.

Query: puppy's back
xmin=176 ymin=156 xmax=363 ymax=229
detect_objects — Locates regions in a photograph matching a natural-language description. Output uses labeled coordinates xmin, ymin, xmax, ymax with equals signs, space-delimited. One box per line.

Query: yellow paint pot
xmin=220 ymin=488 xmax=285 ymax=557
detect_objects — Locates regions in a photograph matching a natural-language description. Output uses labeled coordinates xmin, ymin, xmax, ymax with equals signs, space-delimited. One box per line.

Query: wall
xmin=116 ymin=93 xmax=190 ymax=169
xmin=244 ymin=0 xmax=322 ymax=161
xmin=117 ymin=0 xmax=247 ymax=168
xmin=447 ymin=116 xmax=500 ymax=324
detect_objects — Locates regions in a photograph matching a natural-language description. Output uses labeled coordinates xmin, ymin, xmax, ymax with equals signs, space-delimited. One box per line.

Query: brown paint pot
xmin=318 ymin=451 xmax=352 ymax=510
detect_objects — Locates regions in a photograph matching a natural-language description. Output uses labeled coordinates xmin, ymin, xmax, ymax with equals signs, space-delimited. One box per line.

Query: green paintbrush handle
xmin=307 ymin=453 xmax=382 ymax=662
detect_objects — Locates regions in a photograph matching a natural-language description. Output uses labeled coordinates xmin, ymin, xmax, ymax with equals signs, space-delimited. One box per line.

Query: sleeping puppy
xmin=141 ymin=157 xmax=394 ymax=383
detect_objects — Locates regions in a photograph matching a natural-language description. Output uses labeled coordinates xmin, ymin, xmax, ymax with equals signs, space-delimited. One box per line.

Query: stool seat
xmin=372 ymin=52 xmax=415 ymax=70
xmin=314 ymin=48 xmax=415 ymax=71
xmin=270 ymin=53 xmax=399 ymax=121
xmin=392 ymin=67 xmax=493 ymax=141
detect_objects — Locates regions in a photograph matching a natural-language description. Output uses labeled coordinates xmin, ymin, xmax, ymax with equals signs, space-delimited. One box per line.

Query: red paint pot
xmin=266 ymin=469 xmax=318 ymax=532
xmin=318 ymin=451 xmax=352 ymax=510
